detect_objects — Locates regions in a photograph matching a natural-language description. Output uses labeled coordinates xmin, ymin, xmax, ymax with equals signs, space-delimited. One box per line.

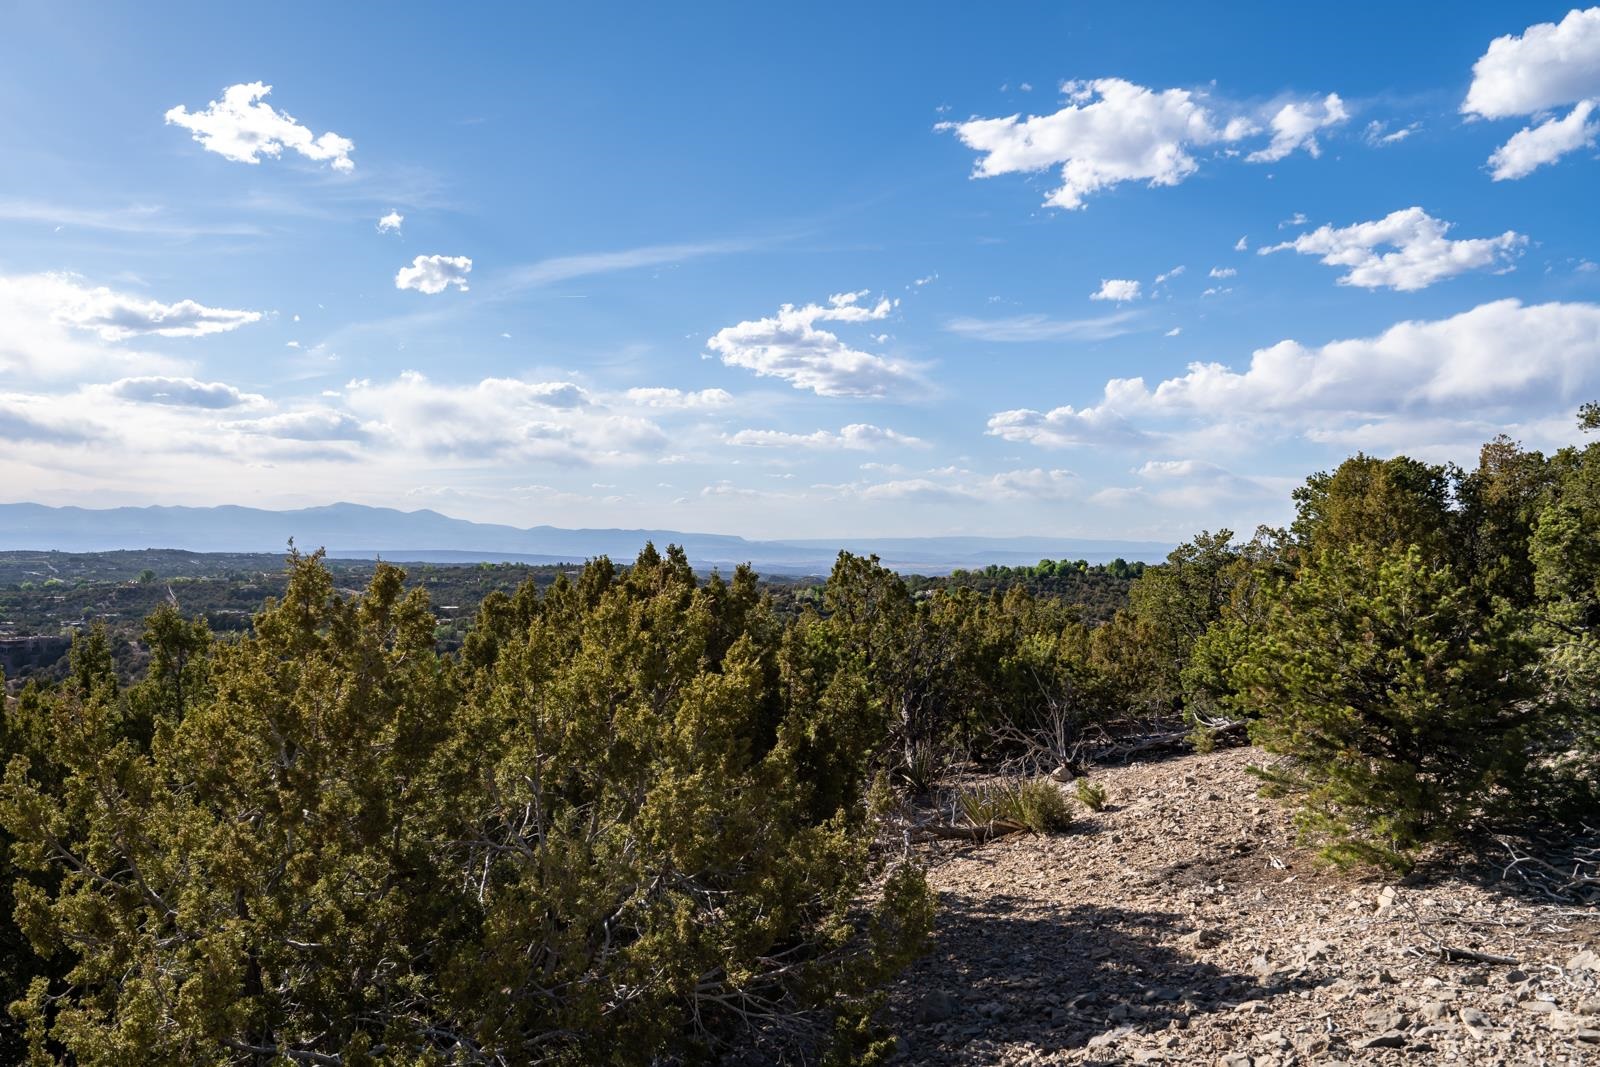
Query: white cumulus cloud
xmin=1486 ymin=100 xmax=1600 ymax=179
xmin=344 ymin=372 xmax=661 ymax=463
xmin=1259 ymin=207 xmax=1526 ymax=290
xmin=1245 ymin=93 xmax=1348 ymax=162
xmin=1111 ymin=300 xmax=1600 ymax=415
xmin=985 ymin=404 xmax=1150 ymax=448
xmin=1464 ymin=7 xmax=1600 ymax=118
xmin=395 ymin=254 xmax=473 ymax=294
xmin=0 ymin=394 xmax=102 ymax=445
xmin=940 ymin=78 xmax=1248 ymax=209
xmin=1091 ymin=278 xmax=1141 ymax=302
xmin=165 ymin=82 xmax=354 ymax=172
xmin=941 ymin=78 xmax=1346 ymax=209
xmin=725 ymin=423 xmax=926 ymax=450
xmin=0 ymin=273 xmax=251 ymax=381
xmin=104 ymin=376 xmax=265 ymax=409
xmin=989 ymin=299 xmax=1600 ymax=458
xmin=622 ymin=387 xmax=733 ymax=409
xmin=377 ymin=211 xmax=404 ymax=234
xmin=233 ymin=408 xmax=371 ymax=442
xmin=707 ymin=290 xmax=916 ymax=398
xmin=1464 ymin=8 xmax=1600 ymax=179
xmin=44 ymin=277 xmax=262 ymax=340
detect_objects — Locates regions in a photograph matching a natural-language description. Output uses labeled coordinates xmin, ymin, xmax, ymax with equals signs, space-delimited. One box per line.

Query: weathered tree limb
xmin=1438 ymin=946 xmax=1519 ymax=965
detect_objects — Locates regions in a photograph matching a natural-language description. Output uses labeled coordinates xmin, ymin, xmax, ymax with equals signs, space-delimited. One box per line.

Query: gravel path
xmin=885 ymin=747 xmax=1600 ymax=1065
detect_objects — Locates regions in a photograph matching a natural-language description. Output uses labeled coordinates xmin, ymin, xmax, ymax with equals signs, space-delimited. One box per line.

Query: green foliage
xmin=1528 ymin=423 xmax=1600 ymax=804
xmin=1094 ymin=528 xmax=1291 ymax=732
xmin=804 ymin=561 xmax=1119 ymax=773
xmin=895 ymin=739 xmax=947 ymax=796
xmin=0 ymin=547 xmax=932 ymax=1064
xmin=1455 ymin=436 xmax=1555 ymax=606
xmin=904 ymin=560 xmax=1135 ymax=626
xmin=0 ymin=671 xmax=33 ymax=1062
xmin=1074 ymin=778 xmax=1108 ymax=812
xmin=1291 ymin=453 xmax=1457 ymax=566
xmin=1177 ymin=530 xmax=1295 ymax=729
xmin=1190 ymin=422 xmax=1599 ymax=866
xmin=1580 ymin=401 xmax=1600 ymax=432
xmin=957 ymin=778 xmax=1072 ymax=834
xmin=7 ymin=405 xmax=1600 ymax=1057
xmin=1237 ymin=545 xmax=1540 ymax=868
xmin=979 ymin=589 xmax=1110 ymax=766
xmin=1116 ymin=530 xmax=1244 ymax=713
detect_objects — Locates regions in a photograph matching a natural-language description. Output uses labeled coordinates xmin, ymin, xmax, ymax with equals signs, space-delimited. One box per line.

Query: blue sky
xmin=3 ymin=1 xmax=1599 ymax=540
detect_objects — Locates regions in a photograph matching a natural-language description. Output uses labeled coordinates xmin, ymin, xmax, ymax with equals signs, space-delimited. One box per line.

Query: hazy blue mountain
xmin=0 ymin=502 xmax=1171 ymax=575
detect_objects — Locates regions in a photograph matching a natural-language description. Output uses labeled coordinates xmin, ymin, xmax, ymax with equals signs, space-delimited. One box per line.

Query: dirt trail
xmin=885 ymin=747 xmax=1600 ymax=1065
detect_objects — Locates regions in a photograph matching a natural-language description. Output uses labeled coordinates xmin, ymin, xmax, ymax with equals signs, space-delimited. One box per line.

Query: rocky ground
xmin=883 ymin=747 xmax=1600 ymax=1065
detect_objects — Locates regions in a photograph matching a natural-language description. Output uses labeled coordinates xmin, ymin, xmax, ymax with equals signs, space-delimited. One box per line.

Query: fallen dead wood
xmin=1493 ymin=828 xmax=1600 ymax=905
xmin=889 ymin=815 xmax=1029 ymax=844
xmin=1087 ymin=719 xmax=1247 ymax=762
xmin=1438 ymin=946 xmax=1520 ymax=965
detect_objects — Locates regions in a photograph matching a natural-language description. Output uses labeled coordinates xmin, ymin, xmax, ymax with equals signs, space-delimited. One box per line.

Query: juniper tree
xmin=2 ymin=547 xmax=930 ymax=1065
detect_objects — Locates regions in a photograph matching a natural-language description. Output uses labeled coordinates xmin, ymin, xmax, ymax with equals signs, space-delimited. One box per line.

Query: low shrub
xmin=1074 ymin=778 xmax=1109 ymax=811
xmin=957 ymin=778 xmax=1072 ymax=834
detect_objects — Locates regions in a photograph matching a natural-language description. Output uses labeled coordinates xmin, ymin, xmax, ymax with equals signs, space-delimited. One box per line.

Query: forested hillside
xmin=1 ymin=411 xmax=1598 ymax=1063
xmin=0 ymin=553 xmax=1141 ymax=688
xmin=0 ymin=556 xmax=590 ymax=687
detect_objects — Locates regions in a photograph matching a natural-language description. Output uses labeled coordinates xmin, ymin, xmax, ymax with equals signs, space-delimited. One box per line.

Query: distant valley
xmin=0 ymin=502 xmax=1171 ymax=576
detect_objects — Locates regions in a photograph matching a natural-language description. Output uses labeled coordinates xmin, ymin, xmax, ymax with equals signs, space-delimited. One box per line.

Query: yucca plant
xmin=956 ymin=778 xmax=1072 ymax=835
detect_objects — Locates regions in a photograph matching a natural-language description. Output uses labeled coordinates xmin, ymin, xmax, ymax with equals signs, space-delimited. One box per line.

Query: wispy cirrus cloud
xmin=0 ymin=197 xmax=266 ymax=238
xmin=944 ymin=309 xmax=1138 ymax=342
xmin=503 ymin=239 xmax=750 ymax=289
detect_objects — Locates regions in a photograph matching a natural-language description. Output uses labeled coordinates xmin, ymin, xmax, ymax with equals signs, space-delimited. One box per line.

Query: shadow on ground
xmin=885 ymin=894 xmax=1327 ymax=1065
xmin=1422 ymin=826 xmax=1600 ymax=917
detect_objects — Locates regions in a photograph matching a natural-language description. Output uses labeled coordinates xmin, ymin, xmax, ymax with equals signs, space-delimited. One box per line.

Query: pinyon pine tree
xmin=1236 ymin=545 xmax=1540 ymax=868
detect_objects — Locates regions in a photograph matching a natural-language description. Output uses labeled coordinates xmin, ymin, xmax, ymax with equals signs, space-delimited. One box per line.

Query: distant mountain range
xmin=0 ymin=502 xmax=1171 ymax=576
